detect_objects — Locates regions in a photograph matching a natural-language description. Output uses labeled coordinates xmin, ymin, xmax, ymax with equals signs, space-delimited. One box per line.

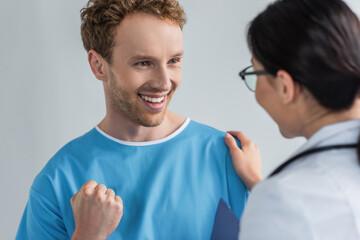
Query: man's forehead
xmin=112 ymin=14 xmax=183 ymax=57
xmin=115 ymin=13 xmax=182 ymax=37
xmin=115 ymin=36 xmax=183 ymax=54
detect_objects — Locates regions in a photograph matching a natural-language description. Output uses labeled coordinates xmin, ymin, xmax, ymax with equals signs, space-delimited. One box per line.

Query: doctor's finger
xmin=225 ymin=133 xmax=243 ymax=155
xmin=227 ymin=131 xmax=252 ymax=146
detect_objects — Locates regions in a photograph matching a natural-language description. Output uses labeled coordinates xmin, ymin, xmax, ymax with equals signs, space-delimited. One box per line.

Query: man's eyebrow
xmin=171 ymin=51 xmax=184 ymax=58
xmin=128 ymin=51 xmax=184 ymax=62
xmin=129 ymin=55 xmax=156 ymax=61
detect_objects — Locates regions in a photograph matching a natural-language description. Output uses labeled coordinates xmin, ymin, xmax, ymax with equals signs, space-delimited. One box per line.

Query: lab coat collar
xmin=289 ymin=119 xmax=360 ymax=160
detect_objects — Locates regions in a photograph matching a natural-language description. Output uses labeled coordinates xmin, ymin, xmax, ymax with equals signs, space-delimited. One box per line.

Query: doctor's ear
xmin=275 ymin=70 xmax=299 ymax=104
xmin=88 ymin=50 xmax=108 ymax=81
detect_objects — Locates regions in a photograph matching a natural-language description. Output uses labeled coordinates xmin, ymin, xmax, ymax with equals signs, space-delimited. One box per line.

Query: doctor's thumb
xmin=225 ymin=133 xmax=242 ymax=155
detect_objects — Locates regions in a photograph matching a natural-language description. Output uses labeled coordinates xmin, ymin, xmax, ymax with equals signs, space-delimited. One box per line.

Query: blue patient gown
xmin=16 ymin=118 xmax=248 ymax=239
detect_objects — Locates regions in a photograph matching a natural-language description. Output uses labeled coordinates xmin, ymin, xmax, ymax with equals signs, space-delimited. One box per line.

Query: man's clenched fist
xmin=70 ymin=180 xmax=123 ymax=240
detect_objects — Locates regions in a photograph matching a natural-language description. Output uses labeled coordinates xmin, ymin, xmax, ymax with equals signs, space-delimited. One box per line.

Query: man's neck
xmin=97 ymin=111 xmax=186 ymax=142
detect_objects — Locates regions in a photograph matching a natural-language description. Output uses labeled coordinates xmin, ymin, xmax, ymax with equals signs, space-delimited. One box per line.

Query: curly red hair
xmin=80 ymin=0 xmax=186 ymax=63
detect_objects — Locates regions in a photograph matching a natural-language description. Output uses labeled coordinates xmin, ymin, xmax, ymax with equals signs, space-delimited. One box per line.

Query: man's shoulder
xmin=53 ymin=128 xmax=98 ymax=158
xmin=31 ymin=128 xmax=100 ymax=194
xmin=35 ymin=128 xmax=98 ymax=177
xmin=187 ymin=119 xmax=225 ymax=137
xmin=179 ymin=120 xmax=229 ymax=152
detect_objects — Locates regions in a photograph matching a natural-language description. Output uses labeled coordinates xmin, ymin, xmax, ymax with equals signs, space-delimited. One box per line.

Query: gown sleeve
xmin=16 ymin=186 xmax=70 ymax=240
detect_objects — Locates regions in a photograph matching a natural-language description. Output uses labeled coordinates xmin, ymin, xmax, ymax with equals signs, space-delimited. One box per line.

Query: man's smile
xmin=139 ymin=94 xmax=165 ymax=103
xmin=138 ymin=93 xmax=168 ymax=111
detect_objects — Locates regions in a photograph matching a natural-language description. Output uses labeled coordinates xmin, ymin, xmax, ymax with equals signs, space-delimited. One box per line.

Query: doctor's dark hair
xmin=247 ymin=0 xmax=360 ymax=164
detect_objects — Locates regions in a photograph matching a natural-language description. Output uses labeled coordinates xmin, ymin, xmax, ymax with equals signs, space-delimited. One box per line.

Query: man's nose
xmin=152 ymin=66 xmax=172 ymax=91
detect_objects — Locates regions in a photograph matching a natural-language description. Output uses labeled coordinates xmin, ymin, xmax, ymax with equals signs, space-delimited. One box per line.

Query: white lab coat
xmin=239 ymin=119 xmax=360 ymax=240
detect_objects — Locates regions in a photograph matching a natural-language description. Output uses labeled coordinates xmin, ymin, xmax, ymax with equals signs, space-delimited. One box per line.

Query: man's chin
xmin=141 ymin=122 xmax=162 ymax=128
xmin=136 ymin=111 xmax=167 ymax=128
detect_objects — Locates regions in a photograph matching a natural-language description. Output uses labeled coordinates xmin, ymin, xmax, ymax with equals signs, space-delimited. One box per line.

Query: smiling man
xmin=16 ymin=0 xmax=249 ymax=239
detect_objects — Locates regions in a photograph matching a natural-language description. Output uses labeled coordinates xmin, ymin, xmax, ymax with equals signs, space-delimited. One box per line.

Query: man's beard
xmin=108 ymin=73 xmax=174 ymax=127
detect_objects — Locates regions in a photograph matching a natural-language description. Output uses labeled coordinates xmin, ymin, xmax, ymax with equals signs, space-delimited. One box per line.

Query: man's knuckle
xmin=106 ymin=197 xmax=113 ymax=205
xmin=96 ymin=193 xmax=105 ymax=202
xmin=82 ymin=186 xmax=93 ymax=196
xmin=115 ymin=202 xmax=123 ymax=212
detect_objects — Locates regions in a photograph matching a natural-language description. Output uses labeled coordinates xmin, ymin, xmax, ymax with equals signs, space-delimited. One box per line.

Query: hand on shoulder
xmin=225 ymin=131 xmax=262 ymax=190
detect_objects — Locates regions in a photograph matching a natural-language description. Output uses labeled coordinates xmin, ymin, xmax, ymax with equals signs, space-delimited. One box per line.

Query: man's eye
xmin=136 ymin=61 xmax=149 ymax=67
xmin=169 ymin=58 xmax=180 ymax=64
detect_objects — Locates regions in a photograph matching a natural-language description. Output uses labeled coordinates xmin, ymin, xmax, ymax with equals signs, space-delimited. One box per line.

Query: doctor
xmin=224 ymin=0 xmax=360 ymax=239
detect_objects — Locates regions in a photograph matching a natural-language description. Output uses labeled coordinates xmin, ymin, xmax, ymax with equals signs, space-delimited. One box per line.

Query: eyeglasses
xmin=239 ymin=66 xmax=268 ymax=92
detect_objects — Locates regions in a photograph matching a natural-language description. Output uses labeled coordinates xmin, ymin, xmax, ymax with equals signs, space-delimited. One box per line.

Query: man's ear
xmin=88 ymin=49 xmax=108 ymax=81
xmin=276 ymin=70 xmax=299 ymax=104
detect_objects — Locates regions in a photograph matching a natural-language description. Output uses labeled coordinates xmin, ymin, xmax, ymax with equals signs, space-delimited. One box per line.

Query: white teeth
xmin=141 ymin=95 xmax=165 ymax=103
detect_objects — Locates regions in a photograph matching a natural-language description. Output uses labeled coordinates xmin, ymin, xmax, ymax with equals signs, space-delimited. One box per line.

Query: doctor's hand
xmin=225 ymin=131 xmax=262 ymax=191
xmin=71 ymin=180 xmax=123 ymax=240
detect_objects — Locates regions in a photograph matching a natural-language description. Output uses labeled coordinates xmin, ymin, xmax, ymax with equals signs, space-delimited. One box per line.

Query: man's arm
xmin=16 ymin=187 xmax=70 ymax=240
xmin=16 ymin=180 xmax=123 ymax=240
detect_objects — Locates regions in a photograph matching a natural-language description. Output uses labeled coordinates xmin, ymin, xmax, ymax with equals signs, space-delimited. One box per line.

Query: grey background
xmin=1 ymin=0 xmax=359 ymax=239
